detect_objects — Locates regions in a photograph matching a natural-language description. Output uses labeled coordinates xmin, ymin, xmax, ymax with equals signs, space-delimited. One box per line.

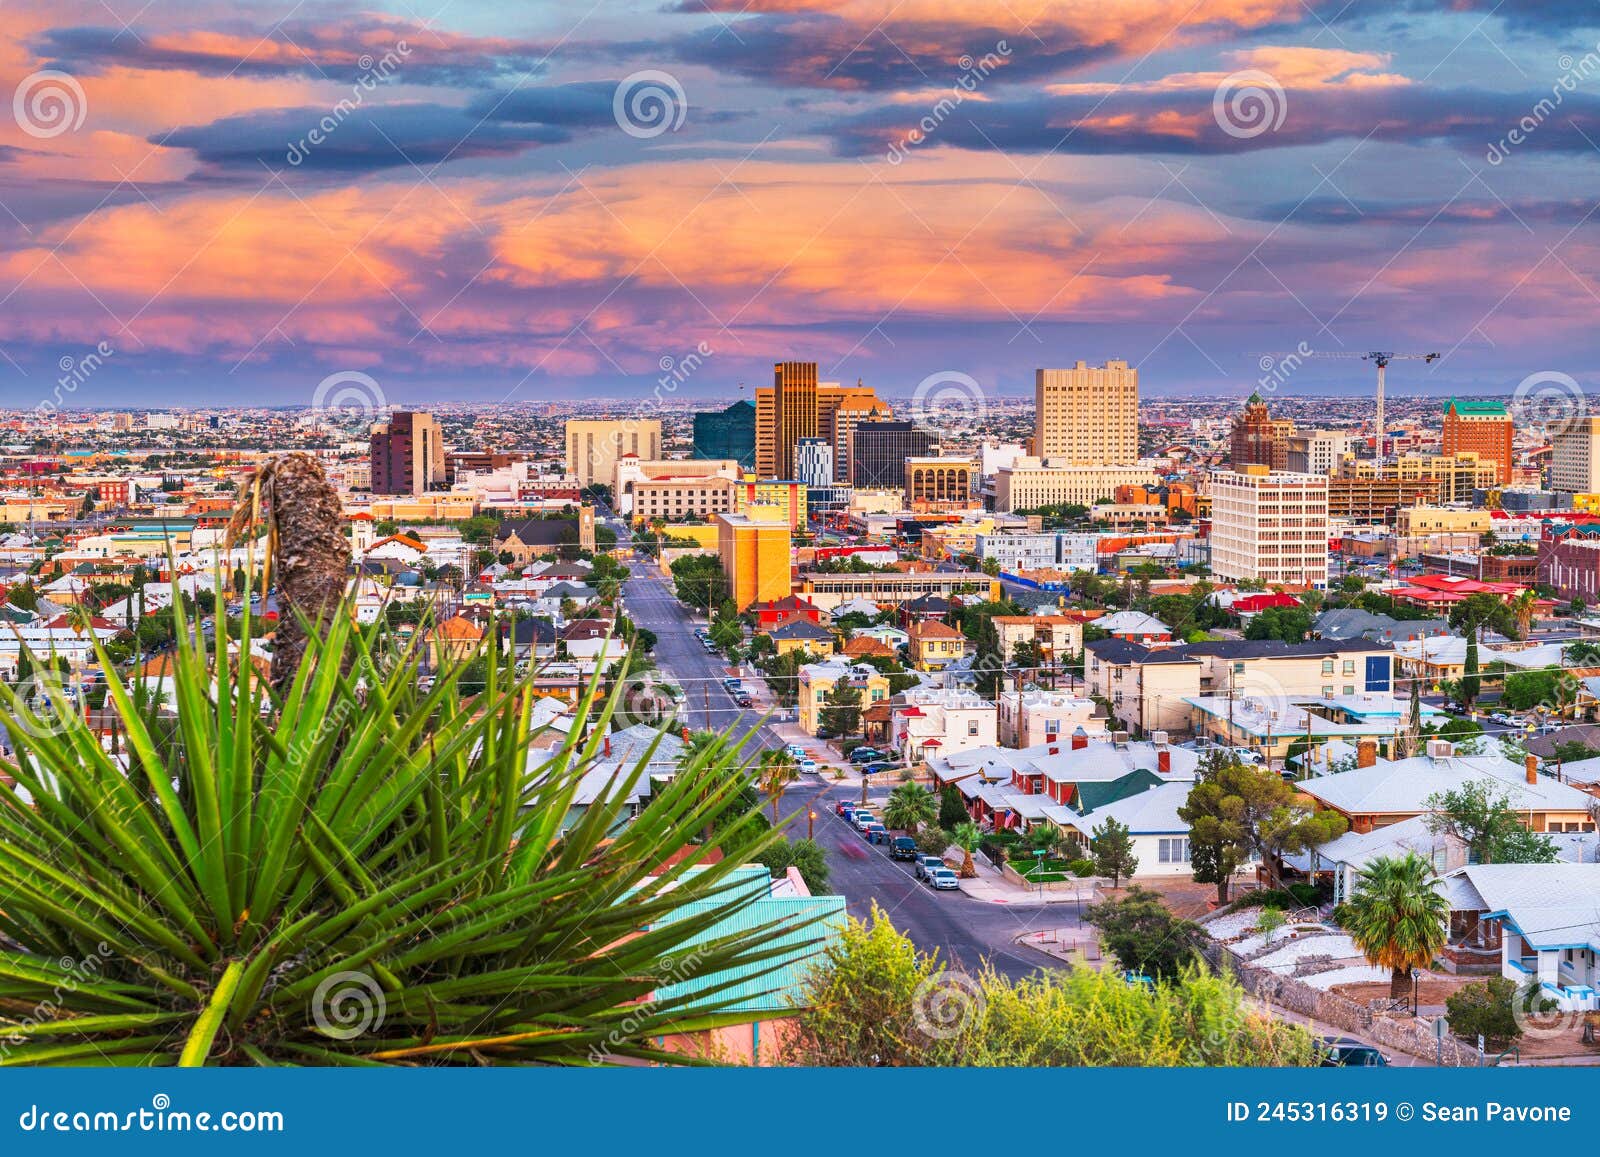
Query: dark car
xmin=848 ymin=748 xmax=881 ymax=764
xmin=889 ymin=836 xmax=918 ymax=861
xmin=864 ymin=762 xmax=895 ymax=776
xmin=735 ymin=696 xmax=754 ymax=709
xmin=1317 ymin=1037 xmax=1391 ymax=1067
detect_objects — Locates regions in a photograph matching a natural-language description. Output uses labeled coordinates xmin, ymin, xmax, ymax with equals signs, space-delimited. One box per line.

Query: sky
xmin=1 ymin=0 xmax=1598 ymax=408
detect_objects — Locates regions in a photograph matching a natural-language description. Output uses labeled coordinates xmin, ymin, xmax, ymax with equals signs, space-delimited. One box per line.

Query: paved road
xmin=617 ymin=544 xmax=1073 ymax=981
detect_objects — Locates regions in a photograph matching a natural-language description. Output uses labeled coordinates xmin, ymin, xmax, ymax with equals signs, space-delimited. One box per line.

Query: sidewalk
xmin=959 ymin=856 xmax=1098 ymax=906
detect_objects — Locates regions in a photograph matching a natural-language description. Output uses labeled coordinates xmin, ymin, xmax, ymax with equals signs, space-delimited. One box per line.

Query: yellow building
xmin=735 ymin=478 xmax=807 ymax=529
xmin=1396 ymin=506 xmax=1492 ymax=535
xmin=715 ymin=512 xmax=791 ymax=610
xmin=905 ymin=457 xmax=977 ymax=509
xmin=907 ymin=620 xmax=969 ymax=670
xmin=766 ymin=619 xmax=837 ymax=658
xmin=564 ymin=418 xmax=661 ymax=489
xmin=366 ymin=494 xmax=480 ymax=521
xmin=798 ymin=661 xmax=891 ymax=736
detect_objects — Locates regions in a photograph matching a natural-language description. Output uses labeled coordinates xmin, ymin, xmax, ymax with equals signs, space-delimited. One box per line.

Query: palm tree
xmin=951 ymin=821 xmax=982 ymax=879
xmin=882 ymin=782 xmax=937 ymax=835
xmin=1343 ymin=852 xmax=1449 ymax=999
xmin=1508 ymin=589 xmax=1537 ymax=640
xmin=757 ymin=749 xmax=799 ymax=825
xmin=1027 ymin=822 xmax=1065 ymax=858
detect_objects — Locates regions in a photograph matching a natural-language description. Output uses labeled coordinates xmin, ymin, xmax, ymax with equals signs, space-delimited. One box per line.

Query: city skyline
xmin=0 ymin=2 xmax=1597 ymax=404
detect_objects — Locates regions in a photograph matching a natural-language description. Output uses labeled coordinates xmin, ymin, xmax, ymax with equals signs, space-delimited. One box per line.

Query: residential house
xmin=1095 ymin=610 xmax=1171 ymax=644
xmin=428 ymin=615 xmax=483 ymax=666
xmin=750 ymin=595 xmax=829 ymax=631
xmin=897 ymin=593 xmax=952 ymax=627
xmin=840 ymin=635 xmax=896 ymax=662
xmin=1299 ymin=742 xmax=1598 ymax=836
xmin=996 ymin=689 xmax=1106 ymax=749
xmin=1446 ymin=864 xmax=1600 ymax=1012
xmin=1314 ymin=608 xmax=1451 ymax=645
xmin=889 ymin=688 xmax=998 ymax=763
xmin=907 ymin=620 xmax=969 ymax=671
xmin=990 ymin=615 xmax=1084 ymax=665
xmin=766 ymin=619 xmax=837 ymax=658
xmin=561 ymin=618 xmax=627 ymax=670
xmin=1056 ymin=781 xmax=1204 ymax=878
xmin=797 ymin=660 xmax=891 ymax=736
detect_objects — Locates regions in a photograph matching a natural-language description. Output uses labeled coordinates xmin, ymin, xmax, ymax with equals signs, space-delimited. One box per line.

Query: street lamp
xmin=807 ymin=809 xmax=816 ymax=840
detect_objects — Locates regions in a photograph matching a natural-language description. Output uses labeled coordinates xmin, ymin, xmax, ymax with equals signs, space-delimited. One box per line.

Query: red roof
xmin=1233 ymin=592 xmax=1300 ymax=613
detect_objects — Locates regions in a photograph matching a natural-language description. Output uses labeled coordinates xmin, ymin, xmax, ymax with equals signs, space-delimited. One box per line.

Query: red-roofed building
xmin=1231 ymin=592 xmax=1301 ymax=615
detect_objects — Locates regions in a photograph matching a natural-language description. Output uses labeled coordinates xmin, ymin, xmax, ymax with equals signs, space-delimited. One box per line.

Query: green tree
xmin=1443 ymin=977 xmax=1523 ymax=1047
xmin=1424 ymin=779 xmax=1558 ymax=864
xmin=1243 ymin=606 xmax=1312 ymax=643
xmin=757 ymin=749 xmax=800 ymax=824
xmin=1083 ymin=886 xmax=1199 ymax=979
xmin=819 ymin=681 xmax=863 ymax=740
xmin=1178 ymin=752 xmax=1334 ymax=901
xmin=883 ymin=782 xmax=938 ymax=835
xmin=1344 ymin=851 xmax=1450 ymax=999
xmin=755 ymin=836 xmax=830 ymax=896
xmin=1091 ymin=817 xmax=1139 ymax=887
xmin=938 ymin=784 xmax=969 ymax=831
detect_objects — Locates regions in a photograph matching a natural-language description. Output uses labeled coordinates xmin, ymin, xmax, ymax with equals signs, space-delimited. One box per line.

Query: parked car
xmin=798 ymin=759 xmax=818 ymax=773
xmin=915 ymin=854 xmax=945 ymax=880
xmin=786 ymin=744 xmax=807 ymax=759
xmin=849 ymin=747 xmax=881 ymax=764
xmin=835 ymin=798 xmax=856 ymax=817
xmin=735 ymin=696 xmax=754 ymax=709
xmin=889 ymin=836 xmax=918 ymax=860
xmin=865 ymin=824 xmax=888 ymax=844
xmin=852 ymin=810 xmax=876 ymax=831
xmin=1317 ymin=1037 xmax=1390 ymax=1067
xmin=927 ymin=867 xmax=959 ymax=891
xmin=864 ymin=762 xmax=895 ymax=776
xmin=1230 ymin=747 xmax=1264 ymax=765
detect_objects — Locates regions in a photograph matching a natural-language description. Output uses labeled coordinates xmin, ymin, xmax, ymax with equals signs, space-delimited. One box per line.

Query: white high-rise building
xmin=1209 ymin=466 xmax=1330 ymax=589
xmin=1285 ymin=430 xmax=1352 ymax=476
xmin=1549 ymin=416 xmax=1600 ymax=494
xmin=795 ymin=437 xmax=834 ymax=488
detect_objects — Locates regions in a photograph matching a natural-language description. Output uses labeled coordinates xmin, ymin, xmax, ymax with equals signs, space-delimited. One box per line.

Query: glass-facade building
xmin=692 ymin=400 xmax=757 ymax=470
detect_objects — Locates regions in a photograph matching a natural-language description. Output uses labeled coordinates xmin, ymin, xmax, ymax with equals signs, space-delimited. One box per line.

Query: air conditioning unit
xmin=1426 ymin=739 xmax=1453 ymax=760
xmin=1151 ymin=729 xmax=1169 ymax=747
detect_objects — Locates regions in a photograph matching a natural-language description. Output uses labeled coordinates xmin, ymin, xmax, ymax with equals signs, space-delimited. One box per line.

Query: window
xmin=1343 ymin=685 xmax=1355 ymax=696
xmin=1342 ymin=660 xmax=1355 ymax=675
xmin=1321 ymin=660 xmax=1335 ymax=675
xmin=968 ymin=720 xmax=979 ymax=736
xmin=1322 ymin=685 xmax=1334 ymax=697
xmin=1158 ymin=838 xmax=1190 ymax=863
xmin=1045 ymin=719 xmax=1060 ymax=736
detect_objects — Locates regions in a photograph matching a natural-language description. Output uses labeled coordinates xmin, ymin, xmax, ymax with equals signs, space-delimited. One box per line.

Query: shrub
xmin=1443 ymin=977 xmax=1523 ymax=1047
xmin=1069 ymin=859 xmax=1097 ymax=877
xmin=915 ymin=827 xmax=952 ymax=855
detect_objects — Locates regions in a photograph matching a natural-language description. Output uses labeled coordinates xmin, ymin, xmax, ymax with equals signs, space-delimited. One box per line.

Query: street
xmin=619 ymin=549 xmax=1074 ymax=981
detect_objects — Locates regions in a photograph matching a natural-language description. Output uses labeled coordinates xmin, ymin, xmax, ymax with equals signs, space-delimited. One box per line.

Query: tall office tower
xmin=795 ymin=438 xmax=835 ymax=488
xmin=1549 ymin=416 xmax=1600 ymax=494
xmin=773 ymin=361 xmax=818 ymax=478
xmin=1228 ymin=392 xmax=1295 ymax=471
xmin=693 ymin=399 xmax=757 ymax=469
xmin=1441 ymin=398 xmax=1514 ymax=485
xmin=849 ymin=420 xmax=935 ymax=489
xmin=1209 ymin=466 xmax=1330 ymax=589
xmin=1034 ymin=360 xmax=1139 ymax=464
xmin=370 ymin=411 xmax=447 ymax=495
xmin=754 ymin=386 xmax=776 ymax=478
xmin=819 ymin=379 xmax=893 ymax=482
xmin=564 ymin=419 xmax=661 ymax=490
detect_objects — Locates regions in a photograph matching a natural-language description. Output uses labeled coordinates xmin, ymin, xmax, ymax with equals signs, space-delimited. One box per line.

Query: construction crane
xmin=1251 ymin=350 xmax=1440 ymax=458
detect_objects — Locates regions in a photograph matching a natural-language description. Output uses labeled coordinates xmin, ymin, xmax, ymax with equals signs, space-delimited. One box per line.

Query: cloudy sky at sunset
xmin=1 ymin=0 xmax=1597 ymax=406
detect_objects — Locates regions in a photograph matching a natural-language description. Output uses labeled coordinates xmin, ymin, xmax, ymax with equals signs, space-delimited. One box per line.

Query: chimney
xmin=604 ymin=735 xmax=612 ymax=758
xmin=1071 ymin=730 xmax=1088 ymax=751
xmin=1356 ymin=738 xmax=1377 ymax=769
xmin=1525 ymin=753 xmax=1539 ymax=786
xmin=1158 ymin=749 xmax=1171 ymax=774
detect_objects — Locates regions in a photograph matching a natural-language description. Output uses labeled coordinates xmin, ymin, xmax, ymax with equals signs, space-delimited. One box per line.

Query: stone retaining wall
xmin=1197 ymin=935 xmax=1481 ymax=1067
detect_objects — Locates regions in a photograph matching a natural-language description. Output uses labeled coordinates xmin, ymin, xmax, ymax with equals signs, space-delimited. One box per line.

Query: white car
xmin=928 ymin=867 xmax=960 ymax=891
xmin=798 ymin=758 xmax=818 ymax=773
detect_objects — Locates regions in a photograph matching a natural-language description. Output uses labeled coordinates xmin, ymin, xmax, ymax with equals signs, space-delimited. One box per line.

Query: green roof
xmin=1445 ymin=397 xmax=1509 ymax=417
xmin=1075 ymin=768 xmax=1165 ymax=815
xmin=651 ymin=866 xmax=847 ymax=1013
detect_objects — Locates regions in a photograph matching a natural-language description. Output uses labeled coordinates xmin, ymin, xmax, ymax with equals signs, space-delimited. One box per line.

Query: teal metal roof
xmin=1445 ymin=397 xmax=1509 ymax=417
xmin=649 ymin=866 xmax=846 ymax=1013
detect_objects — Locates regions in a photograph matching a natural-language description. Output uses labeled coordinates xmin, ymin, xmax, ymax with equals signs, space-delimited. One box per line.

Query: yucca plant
xmin=0 ymin=586 xmax=820 ymax=1065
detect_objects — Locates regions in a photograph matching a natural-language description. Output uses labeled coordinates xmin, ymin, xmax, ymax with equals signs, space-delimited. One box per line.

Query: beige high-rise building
xmin=371 ymin=411 xmax=446 ymax=495
xmin=754 ymin=386 xmax=776 ymax=478
xmin=1550 ymin=416 xmax=1600 ymax=494
xmin=818 ymin=379 xmax=892 ymax=483
xmin=1034 ymin=361 xmax=1139 ymax=465
xmin=564 ymin=419 xmax=661 ymax=490
xmin=756 ymin=367 xmax=890 ymax=481
xmin=1209 ymin=466 xmax=1329 ymax=589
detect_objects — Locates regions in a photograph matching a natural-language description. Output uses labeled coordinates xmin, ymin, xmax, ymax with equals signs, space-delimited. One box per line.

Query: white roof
xmin=1300 ymin=752 xmax=1596 ymax=816
xmin=1314 ymin=814 xmax=1449 ymax=870
xmin=1097 ymin=611 xmax=1169 ymax=634
xmin=1449 ymin=863 xmax=1600 ymax=952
